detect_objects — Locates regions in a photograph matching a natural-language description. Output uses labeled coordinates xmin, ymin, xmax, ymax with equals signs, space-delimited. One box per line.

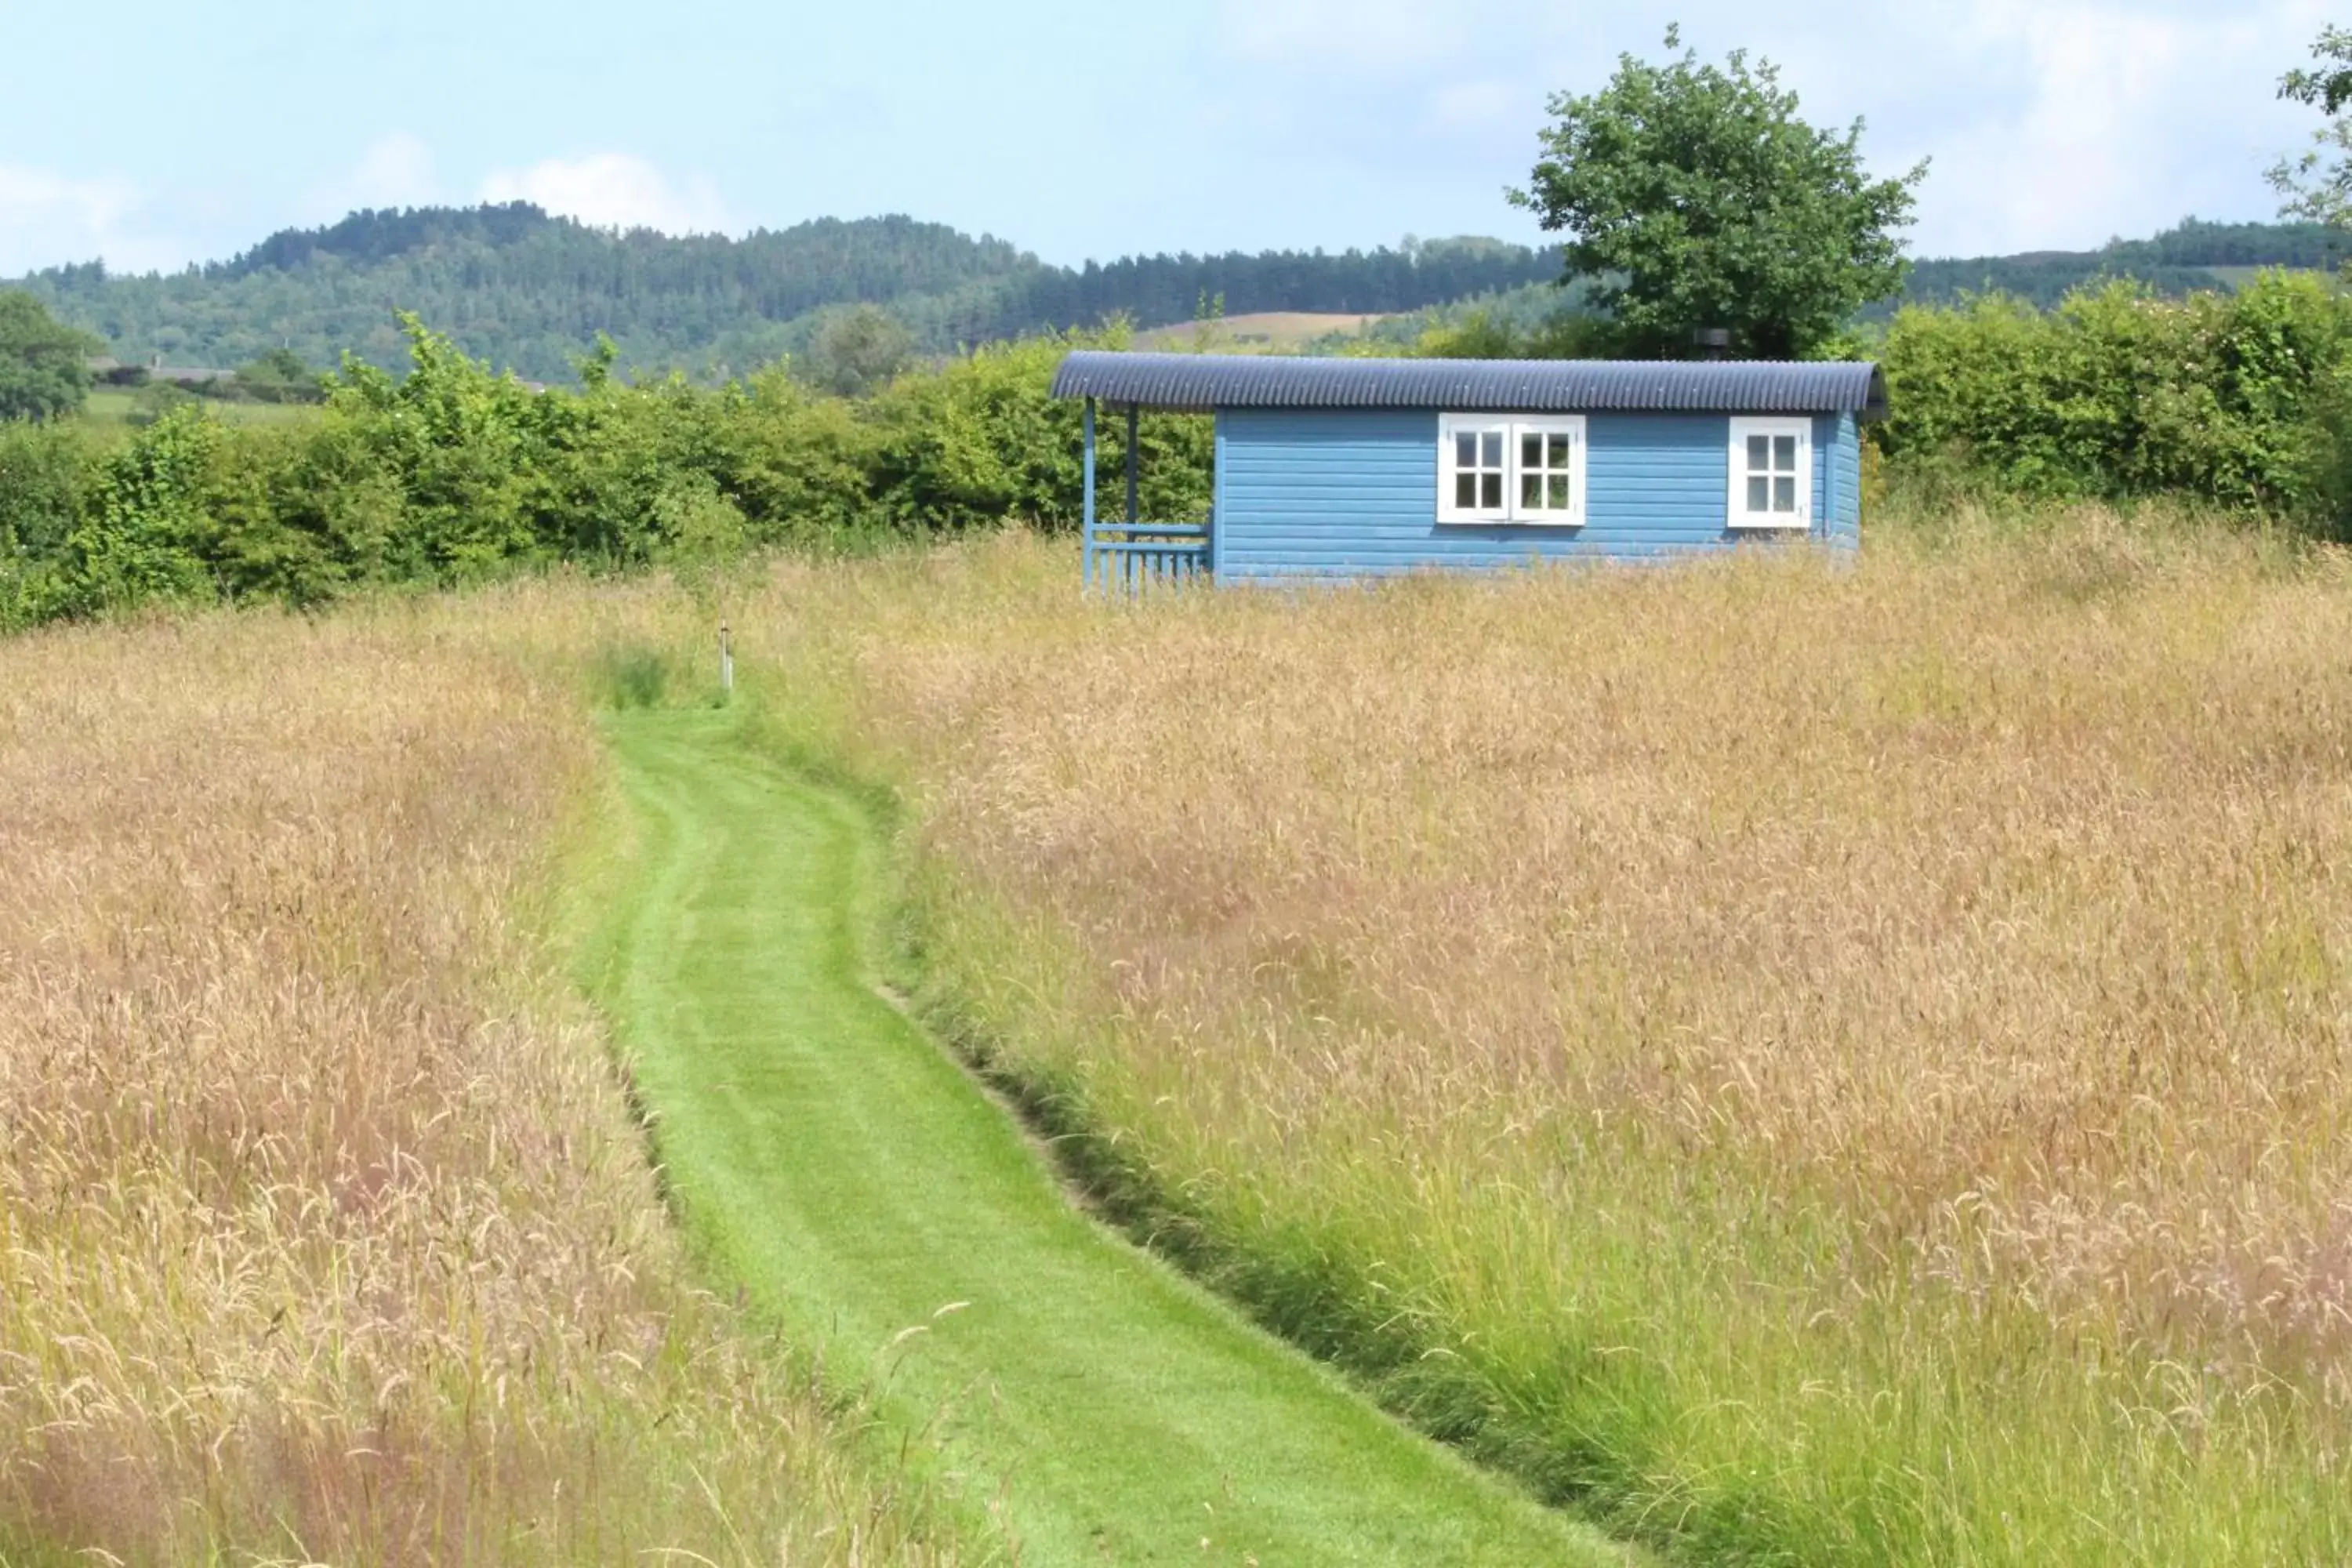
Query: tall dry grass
xmin=0 ymin=602 xmax=959 ymax=1566
xmin=721 ymin=512 xmax=2352 ymax=1563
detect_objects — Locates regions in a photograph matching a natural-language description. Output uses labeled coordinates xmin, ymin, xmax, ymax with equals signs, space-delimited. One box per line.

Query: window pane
xmin=1773 ymin=434 xmax=1797 ymax=472
xmin=1523 ymin=432 xmax=1543 ymax=468
xmin=1521 ymin=473 xmax=1542 ymax=509
xmin=1748 ymin=475 xmax=1769 ymax=512
xmin=1481 ymin=472 xmax=1503 ymax=510
xmin=1548 ymin=474 xmax=1570 ymax=510
xmin=1481 ymin=430 xmax=1503 ymax=468
xmin=1774 ymin=475 xmax=1797 ymax=511
xmin=1456 ymin=430 xmax=1478 ymax=468
xmin=1747 ymin=434 xmax=1769 ymax=471
xmin=1456 ymin=472 xmax=1477 ymax=509
xmin=1548 ymin=433 xmax=1571 ymax=467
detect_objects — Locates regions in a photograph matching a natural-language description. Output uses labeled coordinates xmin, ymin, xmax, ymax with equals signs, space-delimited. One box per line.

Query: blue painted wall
xmin=1824 ymin=411 xmax=1861 ymax=549
xmin=1214 ymin=408 xmax=1860 ymax=580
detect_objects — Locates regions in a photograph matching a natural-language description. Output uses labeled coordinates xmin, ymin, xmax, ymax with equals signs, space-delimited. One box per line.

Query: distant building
xmin=86 ymin=356 xmax=148 ymax=387
xmin=144 ymin=356 xmax=230 ymax=387
xmin=85 ymin=354 xmax=232 ymax=387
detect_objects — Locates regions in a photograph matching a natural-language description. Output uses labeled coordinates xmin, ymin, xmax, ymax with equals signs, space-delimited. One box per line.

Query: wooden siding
xmin=1215 ymin=408 xmax=1859 ymax=579
xmin=1823 ymin=412 xmax=1862 ymax=547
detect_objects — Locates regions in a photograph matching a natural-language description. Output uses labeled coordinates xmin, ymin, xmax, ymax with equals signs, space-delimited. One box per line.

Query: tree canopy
xmin=0 ymin=290 xmax=100 ymax=422
xmin=1513 ymin=27 xmax=1926 ymax=358
xmin=2273 ymin=26 xmax=2352 ymax=227
xmin=801 ymin=305 xmax=915 ymax=397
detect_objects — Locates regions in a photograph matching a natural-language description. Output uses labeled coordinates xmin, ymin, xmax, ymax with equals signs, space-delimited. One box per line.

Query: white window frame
xmin=1727 ymin=416 xmax=1812 ymax=531
xmin=1439 ymin=413 xmax=1513 ymax=523
xmin=1437 ymin=412 xmax=1588 ymax=526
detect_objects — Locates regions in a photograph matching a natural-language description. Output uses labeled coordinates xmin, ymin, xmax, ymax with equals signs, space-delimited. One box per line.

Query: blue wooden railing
xmin=1082 ymin=397 xmax=1211 ymax=595
xmin=1085 ymin=521 xmax=1210 ymax=593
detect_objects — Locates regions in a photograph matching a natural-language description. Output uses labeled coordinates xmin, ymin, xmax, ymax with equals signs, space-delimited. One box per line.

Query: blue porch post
xmin=1124 ymin=405 xmax=1140 ymax=593
xmin=1210 ymin=412 xmax=1225 ymax=579
xmin=1082 ymin=396 xmax=1097 ymax=591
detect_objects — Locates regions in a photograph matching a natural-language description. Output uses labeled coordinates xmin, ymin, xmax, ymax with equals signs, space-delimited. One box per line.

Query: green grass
xmin=78 ymin=388 xmax=322 ymax=429
xmin=579 ymin=706 xmax=1629 ymax=1567
xmin=2200 ymin=264 xmax=2334 ymax=289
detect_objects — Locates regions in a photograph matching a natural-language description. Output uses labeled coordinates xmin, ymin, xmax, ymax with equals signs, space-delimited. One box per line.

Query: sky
xmin=0 ymin=0 xmax=2331 ymax=278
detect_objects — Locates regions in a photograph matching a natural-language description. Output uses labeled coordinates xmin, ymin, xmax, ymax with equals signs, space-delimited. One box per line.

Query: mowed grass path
xmin=587 ymin=710 xmax=1625 ymax=1567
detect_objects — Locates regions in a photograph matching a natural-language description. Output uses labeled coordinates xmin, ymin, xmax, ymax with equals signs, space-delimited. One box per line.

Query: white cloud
xmin=296 ymin=132 xmax=443 ymax=230
xmin=477 ymin=153 xmax=730 ymax=234
xmin=0 ymin=165 xmax=181 ymax=275
xmin=1199 ymin=0 xmax=2333 ymax=256
xmin=1218 ymin=0 xmax=1483 ymax=74
xmin=1425 ymin=78 xmax=1522 ymax=135
xmin=344 ymin=132 xmax=440 ymax=212
xmin=1870 ymin=0 xmax=2331 ymax=254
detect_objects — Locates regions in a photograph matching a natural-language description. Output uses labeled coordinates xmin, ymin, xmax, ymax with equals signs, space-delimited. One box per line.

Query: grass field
xmin=13 ymin=506 xmax=2352 ymax=1565
xmin=77 ymin=387 xmax=322 ymax=429
xmin=0 ymin=608 xmax=963 ymax=1566
xmin=2201 ymin=264 xmax=2336 ymax=289
xmin=581 ymin=707 xmax=1625 ymax=1565
xmin=1132 ymin=312 xmax=1392 ymax=352
xmin=686 ymin=511 xmax=2352 ymax=1565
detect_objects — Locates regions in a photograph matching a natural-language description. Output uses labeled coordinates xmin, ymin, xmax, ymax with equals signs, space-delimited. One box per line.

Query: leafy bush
xmin=1875 ymin=271 xmax=2352 ymax=529
xmin=0 ymin=314 xmax=1216 ymax=633
xmin=706 ymin=371 xmax=883 ymax=546
xmin=865 ymin=332 xmax=1211 ymax=531
xmin=0 ymin=420 xmax=92 ymax=630
xmin=53 ymin=408 xmax=225 ymax=618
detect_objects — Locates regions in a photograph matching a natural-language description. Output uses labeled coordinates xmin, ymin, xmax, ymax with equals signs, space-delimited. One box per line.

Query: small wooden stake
xmin=720 ymin=622 xmax=734 ymax=695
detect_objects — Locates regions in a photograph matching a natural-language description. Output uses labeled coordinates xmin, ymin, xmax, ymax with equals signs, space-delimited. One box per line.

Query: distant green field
xmin=2201 ymin=264 xmax=2337 ymax=289
xmin=80 ymin=389 xmax=322 ymax=430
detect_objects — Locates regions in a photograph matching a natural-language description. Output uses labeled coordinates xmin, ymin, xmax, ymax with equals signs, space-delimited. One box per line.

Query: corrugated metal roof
xmin=1051 ymin=350 xmax=1888 ymax=420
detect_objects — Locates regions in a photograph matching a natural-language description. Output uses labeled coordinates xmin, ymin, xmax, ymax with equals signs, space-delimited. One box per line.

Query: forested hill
xmin=20 ymin=205 xmax=2336 ymax=383
xmin=1892 ymin=217 xmax=2347 ymax=311
xmin=14 ymin=205 xmax=1563 ymax=382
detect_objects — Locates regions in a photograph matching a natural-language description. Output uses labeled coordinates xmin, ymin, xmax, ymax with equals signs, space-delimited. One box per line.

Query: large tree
xmin=0 ymin=289 xmax=101 ymax=421
xmin=1512 ymin=27 xmax=1926 ymax=358
xmin=2272 ymin=26 xmax=2352 ymax=227
xmin=800 ymin=304 xmax=915 ymax=397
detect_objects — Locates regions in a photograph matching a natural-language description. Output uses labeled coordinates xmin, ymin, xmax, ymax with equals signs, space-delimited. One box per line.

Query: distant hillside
xmin=13 ymin=205 xmax=1563 ymax=382
xmin=18 ymin=208 xmax=2335 ymax=382
xmin=1889 ymin=218 xmax=2344 ymax=313
xmin=1134 ymin=312 xmax=1396 ymax=351
xmin=1327 ymin=217 xmax=2344 ymax=351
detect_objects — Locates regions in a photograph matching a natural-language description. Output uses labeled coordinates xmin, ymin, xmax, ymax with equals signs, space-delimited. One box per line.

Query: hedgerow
xmin=0 ymin=316 xmax=1212 ymax=633
xmin=1872 ymin=270 xmax=2352 ymax=524
xmin=10 ymin=270 xmax=2352 ymax=633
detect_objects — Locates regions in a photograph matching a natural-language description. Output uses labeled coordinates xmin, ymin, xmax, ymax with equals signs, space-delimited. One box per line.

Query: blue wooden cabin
xmin=1051 ymin=351 xmax=1887 ymax=586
